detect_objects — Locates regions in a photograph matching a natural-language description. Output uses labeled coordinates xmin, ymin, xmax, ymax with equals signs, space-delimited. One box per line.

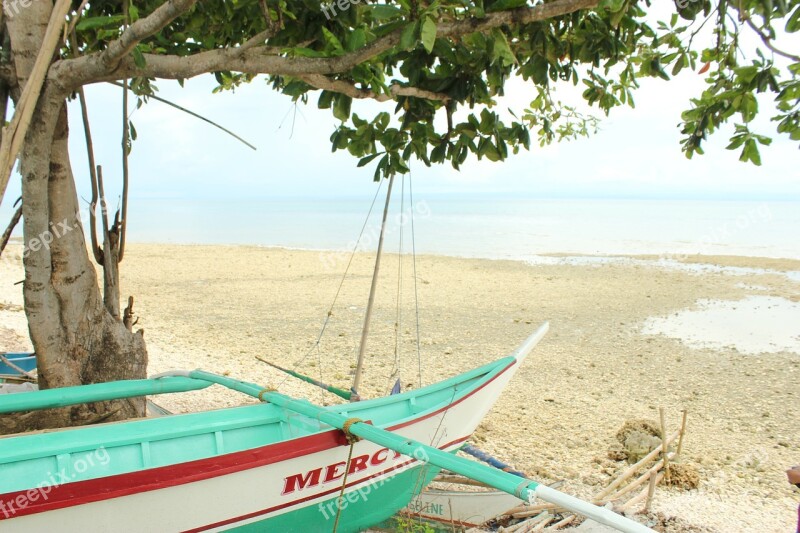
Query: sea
xmin=121 ymin=195 xmax=800 ymax=262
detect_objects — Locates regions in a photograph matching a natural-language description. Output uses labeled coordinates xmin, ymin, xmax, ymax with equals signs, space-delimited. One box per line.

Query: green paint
xmin=0 ymin=376 xmax=211 ymax=414
xmin=227 ymin=464 xmax=441 ymax=532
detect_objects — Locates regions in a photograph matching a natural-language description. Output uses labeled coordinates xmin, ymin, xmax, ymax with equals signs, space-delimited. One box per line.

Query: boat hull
xmin=1 ymin=351 xmax=525 ymax=532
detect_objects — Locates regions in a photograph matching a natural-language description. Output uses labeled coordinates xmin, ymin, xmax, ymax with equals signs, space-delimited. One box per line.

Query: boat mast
xmin=351 ymin=173 xmax=395 ymax=399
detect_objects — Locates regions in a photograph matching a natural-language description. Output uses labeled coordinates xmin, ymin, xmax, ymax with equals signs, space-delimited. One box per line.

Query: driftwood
xmin=0 ymin=202 xmax=22 ymax=257
xmin=434 ymin=474 xmax=494 ymax=488
xmin=593 ymin=428 xmax=681 ymax=503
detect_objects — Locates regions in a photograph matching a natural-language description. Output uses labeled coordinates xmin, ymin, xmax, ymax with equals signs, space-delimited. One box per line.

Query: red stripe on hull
xmin=0 ymin=360 xmax=515 ymax=522
xmin=184 ymin=435 xmax=471 ymax=532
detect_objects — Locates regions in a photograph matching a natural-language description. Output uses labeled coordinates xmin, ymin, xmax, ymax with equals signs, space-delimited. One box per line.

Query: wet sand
xmin=1 ymin=243 xmax=798 ymax=532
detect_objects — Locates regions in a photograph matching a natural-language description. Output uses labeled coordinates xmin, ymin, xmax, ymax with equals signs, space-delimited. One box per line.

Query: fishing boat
xmin=1 ymin=325 xmax=549 ymax=532
xmin=0 ymin=352 xmax=36 ymax=383
xmin=403 ymin=486 xmax=521 ymax=529
xmin=0 ymin=322 xmax=651 ymax=532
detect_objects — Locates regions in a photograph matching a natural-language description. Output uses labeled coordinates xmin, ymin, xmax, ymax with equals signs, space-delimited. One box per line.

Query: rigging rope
xmin=276 ymin=180 xmax=384 ymax=391
xmin=408 ymin=172 xmax=423 ymax=389
xmin=387 ymin=174 xmax=406 ymax=394
xmin=331 ymin=418 xmax=363 ymax=533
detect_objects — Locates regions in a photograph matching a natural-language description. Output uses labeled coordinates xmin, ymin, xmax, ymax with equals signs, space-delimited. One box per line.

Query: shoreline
xmin=1 ymin=243 xmax=799 ymax=532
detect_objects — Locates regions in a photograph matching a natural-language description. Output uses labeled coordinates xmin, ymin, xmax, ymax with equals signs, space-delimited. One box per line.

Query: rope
xmin=331 ymin=441 xmax=356 ymax=533
xmin=408 ymin=172 xmax=423 ymax=389
xmin=341 ymin=417 xmax=363 ymax=444
xmin=387 ymin=174 xmax=405 ymax=394
xmin=332 ymin=417 xmax=363 ymax=532
xmin=257 ymin=387 xmax=277 ymax=402
xmin=276 ymin=181 xmax=384 ymax=390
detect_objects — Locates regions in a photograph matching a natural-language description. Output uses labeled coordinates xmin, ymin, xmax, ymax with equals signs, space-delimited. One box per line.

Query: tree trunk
xmin=0 ymin=2 xmax=147 ymax=434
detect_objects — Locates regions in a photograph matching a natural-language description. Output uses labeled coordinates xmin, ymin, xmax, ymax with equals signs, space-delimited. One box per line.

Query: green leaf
xmin=369 ymin=5 xmax=404 ymax=20
xmin=347 ymin=29 xmax=367 ymax=52
xmin=333 ymin=94 xmax=352 ymax=121
xmin=76 ymin=15 xmax=125 ymax=32
xmin=318 ymin=90 xmax=334 ymax=110
xmin=357 ymin=153 xmax=383 ymax=167
xmin=486 ymin=0 xmax=528 ymax=12
xmin=321 ymin=27 xmax=344 ymax=54
xmin=399 ymin=22 xmax=418 ymax=51
xmin=131 ymin=47 xmax=146 ymax=68
xmin=491 ymin=29 xmax=517 ymax=66
xmin=599 ymin=0 xmax=625 ymax=11
xmin=420 ymin=18 xmax=437 ymax=53
xmin=786 ymin=5 xmax=800 ymax=32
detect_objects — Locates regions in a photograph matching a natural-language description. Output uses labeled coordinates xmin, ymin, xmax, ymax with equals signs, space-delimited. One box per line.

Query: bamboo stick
xmin=659 ymin=408 xmax=670 ymax=483
xmin=434 ymin=474 xmax=494 ymax=488
xmin=351 ymin=173 xmax=395 ymax=397
xmin=593 ymin=429 xmax=680 ymax=502
xmin=531 ymin=516 xmax=556 ymax=531
xmin=644 ymin=472 xmax=657 ymax=512
xmin=512 ymin=504 xmax=561 ymax=518
xmin=549 ymin=515 xmax=576 ymax=530
xmin=603 ymin=452 xmax=674 ymax=503
xmin=505 ymin=512 xmax=550 ymax=532
xmin=0 ymin=0 xmax=73 ymax=205
xmin=676 ymin=410 xmax=688 ymax=457
xmin=619 ymin=472 xmax=664 ymax=513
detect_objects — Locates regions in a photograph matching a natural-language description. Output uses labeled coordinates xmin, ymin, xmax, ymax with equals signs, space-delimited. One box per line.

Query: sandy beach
xmin=1 ymin=243 xmax=798 ymax=532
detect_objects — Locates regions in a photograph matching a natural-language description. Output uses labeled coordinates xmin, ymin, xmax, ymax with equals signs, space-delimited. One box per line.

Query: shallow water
xmin=642 ymin=295 xmax=800 ymax=355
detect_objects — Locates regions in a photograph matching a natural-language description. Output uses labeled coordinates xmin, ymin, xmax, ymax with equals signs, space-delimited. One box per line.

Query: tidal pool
xmin=642 ymin=296 xmax=800 ymax=355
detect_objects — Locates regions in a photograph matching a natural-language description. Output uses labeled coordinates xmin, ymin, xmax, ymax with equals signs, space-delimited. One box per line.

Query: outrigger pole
xmin=0 ymin=365 xmax=652 ymax=532
xmin=255 ymin=356 xmax=351 ymax=401
xmin=180 ymin=370 xmax=654 ymax=533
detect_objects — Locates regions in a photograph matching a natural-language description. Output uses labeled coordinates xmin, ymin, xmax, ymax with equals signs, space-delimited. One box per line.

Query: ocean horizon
xmin=4 ymin=195 xmax=799 ymax=261
xmin=118 ymin=195 xmax=800 ymax=262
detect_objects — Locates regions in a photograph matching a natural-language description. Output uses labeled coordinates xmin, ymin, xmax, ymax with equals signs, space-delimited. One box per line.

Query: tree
xmin=0 ymin=0 xmax=796 ymax=432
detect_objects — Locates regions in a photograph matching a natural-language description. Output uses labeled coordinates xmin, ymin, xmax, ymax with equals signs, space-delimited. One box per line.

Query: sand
xmin=1 ymin=243 xmax=798 ymax=532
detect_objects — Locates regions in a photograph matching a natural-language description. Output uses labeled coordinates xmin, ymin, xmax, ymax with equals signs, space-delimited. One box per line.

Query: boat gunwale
xmin=0 ymin=355 xmax=513 ymax=468
xmin=0 ymin=354 xmax=516 ymax=523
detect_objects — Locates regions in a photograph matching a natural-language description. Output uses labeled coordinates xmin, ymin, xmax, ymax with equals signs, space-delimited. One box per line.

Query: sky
xmin=1 ymin=8 xmax=799 ymax=227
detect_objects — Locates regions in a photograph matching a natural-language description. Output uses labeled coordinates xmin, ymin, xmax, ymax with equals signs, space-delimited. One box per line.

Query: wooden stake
xmin=644 ymin=472 xmax=657 ymax=512
xmin=0 ymin=0 xmax=73 ymax=205
xmin=619 ymin=472 xmax=664 ymax=513
xmin=659 ymin=407 xmax=670 ymax=483
xmin=603 ymin=452 xmax=674 ymax=503
xmin=676 ymin=409 xmax=688 ymax=457
xmin=593 ymin=428 xmax=680 ymax=502
xmin=549 ymin=515 xmax=576 ymax=530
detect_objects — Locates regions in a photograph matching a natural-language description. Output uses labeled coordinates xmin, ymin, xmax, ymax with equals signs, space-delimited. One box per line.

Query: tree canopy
xmin=43 ymin=0 xmax=799 ymax=181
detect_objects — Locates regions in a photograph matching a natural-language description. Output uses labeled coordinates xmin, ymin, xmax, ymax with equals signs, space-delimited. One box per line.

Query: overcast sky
xmin=1 ymin=12 xmax=798 ymax=225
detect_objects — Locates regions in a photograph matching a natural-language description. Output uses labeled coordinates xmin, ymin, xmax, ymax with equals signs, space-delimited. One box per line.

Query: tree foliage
xmin=39 ymin=0 xmax=800 ymax=174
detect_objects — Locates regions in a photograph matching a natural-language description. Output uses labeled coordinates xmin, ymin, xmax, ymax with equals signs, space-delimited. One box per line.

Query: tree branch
xmin=298 ymin=74 xmax=451 ymax=102
xmin=101 ymin=0 xmax=199 ymax=69
xmin=55 ymin=0 xmax=599 ymax=90
xmin=0 ymin=202 xmax=22 ymax=258
xmin=742 ymin=16 xmax=800 ymax=63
